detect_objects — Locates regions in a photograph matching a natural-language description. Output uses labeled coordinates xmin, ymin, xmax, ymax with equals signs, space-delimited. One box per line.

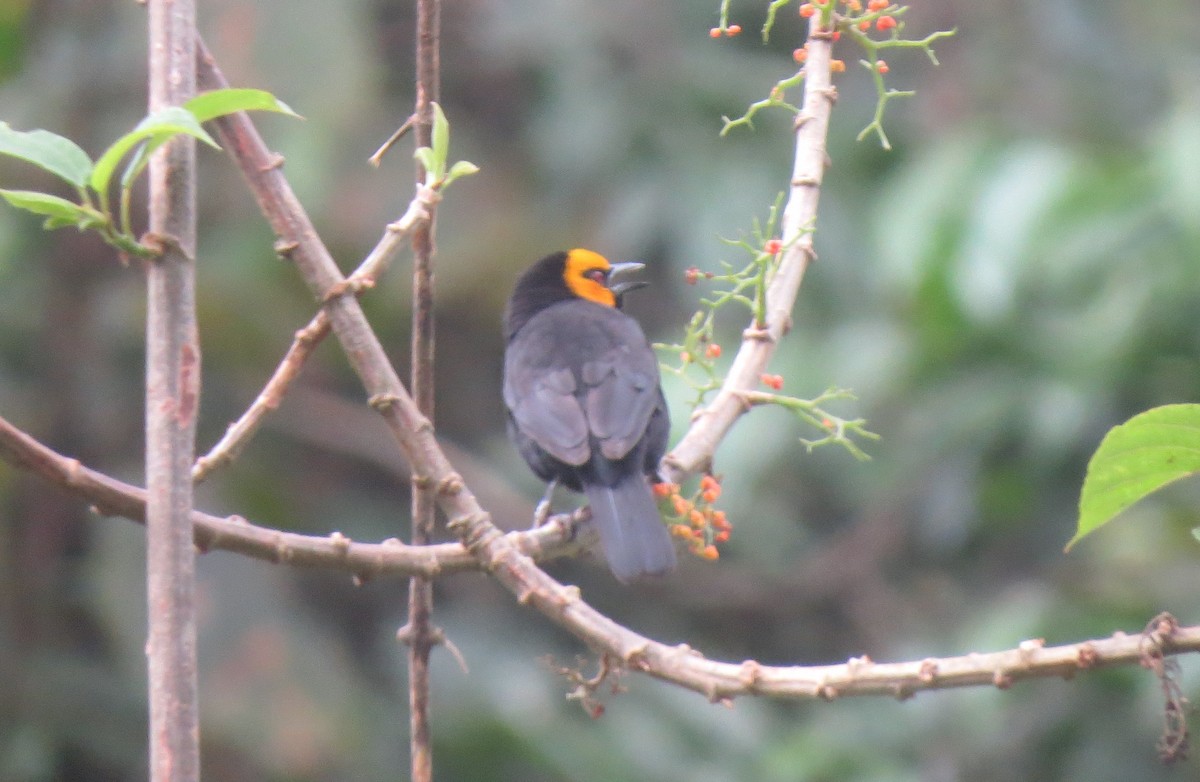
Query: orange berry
xmin=793 ymin=47 xmax=808 ymax=64
xmin=702 ymin=490 xmax=719 ymax=504
xmin=830 ymin=59 xmax=846 ymax=73
xmin=672 ymin=496 xmax=692 ymax=516
xmin=700 ymin=544 xmax=720 ymax=560
xmin=713 ymin=530 xmax=731 ymax=543
xmin=671 ymin=524 xmax=695 ymax=540
xmin=700 ymin=474 xmax=720 ymax=492
xmin=726 ymin=24 xmax=742 ymax=36
xmin=689 ymin=509 xmax=706 ymax=528
xmin=705 ymin=343 xmax=722 ymax=359
xmin=764 ymin=238 xmax=782 ymax=255
xmin=760 ymin=373 xmax=784 ymax=390
xmin=876 ymin=60 xmax=889 ymax=74
xmin=711 ymin=510 xmax=731 ymax=531
xmin=709 ymin=27 xmax=722 ymax=38
xmin=652 ymin=482 xmax=674 ymax=499
xmin=867 ymin=0 xmax=888 ymax=10
xmin=846 ymin=0 xmax=862 ymax=10
xmin=799 ymin=3 xmax=816 ymax=18
xmin=858 ymin=19 xmax=870 ymax=30
xmin=876 ymin=15 xmax=897 ymax=30
xmin=680 ymin=351 xmax=691 ymax=364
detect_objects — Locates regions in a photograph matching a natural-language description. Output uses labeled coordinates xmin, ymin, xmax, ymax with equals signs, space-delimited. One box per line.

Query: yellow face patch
xmin=563 ymin=248 xmax=617 ymax=307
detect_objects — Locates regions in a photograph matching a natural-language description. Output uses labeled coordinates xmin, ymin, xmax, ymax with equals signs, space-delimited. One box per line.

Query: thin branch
xmin=191 ymin=185 xmax=438 ymax=482
xmin=404 ymin=1 xmax=441 ymax=780
xmin=661 ymin=15 xmax=836 ymax=483
xmin=0 ymin=410 xmax=586 ymax=575
xmin=145 ymin=1 xmax=200 ymax=780
xmin=368 ymin=113 xmax=416 ymax=167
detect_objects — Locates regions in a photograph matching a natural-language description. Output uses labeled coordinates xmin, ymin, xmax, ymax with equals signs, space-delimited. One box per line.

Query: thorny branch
xmin=660 ymin=14 xmax=835 ymax=484
xmin=403 ymin=1 xmax=442 ymax=781
xmin=5 ymin=417 xmax=1200 ymax=710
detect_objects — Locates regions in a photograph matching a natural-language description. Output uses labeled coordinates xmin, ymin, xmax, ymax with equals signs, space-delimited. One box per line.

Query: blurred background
xmin=2 ymin=0 xmax=1200 ymax=779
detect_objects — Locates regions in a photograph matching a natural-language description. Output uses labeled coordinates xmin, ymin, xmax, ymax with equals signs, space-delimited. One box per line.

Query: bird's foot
xmin=531 ymin=478 xmax=559 ymax=529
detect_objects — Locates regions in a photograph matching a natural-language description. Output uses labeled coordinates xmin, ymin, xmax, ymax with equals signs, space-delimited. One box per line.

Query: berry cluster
xmin=797 ymin=0 xmax=897 ymax=31
xmin=714 ymin=1 xmax=955 ymax=148
xmin=654 ymin=475 xmax=732 ymax=561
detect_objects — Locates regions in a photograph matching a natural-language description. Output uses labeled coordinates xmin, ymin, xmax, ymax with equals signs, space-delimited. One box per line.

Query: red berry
xmin=726 ymin=24 xmax=742 ymax=36
xmin=760 ymin=373 xmax=784 ymax=391
xmin=876 ymin=60 xmax=889 ymax=74
xmin=867 ymin=0 xmax=888 ymax=10
xmin=709 ymin=27 xmax=722 ymax=39
xmin=799 ymin=3 xmax=816 ymax=18
xmin=705 ymin=343 xmax=722 ymax=359
xmin=764 ymin=238 xmax=782 ymax=255
xmin=876 ymin=15 xmax=897 ymax=31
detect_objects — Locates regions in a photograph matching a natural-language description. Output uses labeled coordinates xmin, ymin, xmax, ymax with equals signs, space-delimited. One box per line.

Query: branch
xmin=661 ymin=16 xmax=835 ymax=482
xmin=194 ymin=39 xmax=488 ymax=535
xmin=4 ymin=412 xmax=1200 ymax=708
xmin=191 ymin=184 xmax=438 ymax=482
xmin=0 ymin=411 xmax=583 ymax=577
xmin=145 ymin=1 xmax=200 ymax=780
xmin=403 ymin=2 xmax=442 ymax=780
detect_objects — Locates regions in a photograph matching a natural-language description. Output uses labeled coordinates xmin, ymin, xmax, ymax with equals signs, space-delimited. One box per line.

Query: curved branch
xmin=0 ymin=412 xmax=581 ymax=578
xmin=661 ymin=17 xmax=835 ymax=482
xmin=4 ymin=413 xmax=1200 ymax=704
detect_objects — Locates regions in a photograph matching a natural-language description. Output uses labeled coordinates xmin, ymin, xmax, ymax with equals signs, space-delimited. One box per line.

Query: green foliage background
xmin=2 ymin=1 xmax=1200 ymax=780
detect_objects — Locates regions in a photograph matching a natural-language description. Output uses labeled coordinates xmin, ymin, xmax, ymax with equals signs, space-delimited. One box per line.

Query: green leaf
xmin=413 ymin=146 xmax=438 ymax=178
xmin=431 ymin=102 xmax=449 ymax=166
xmin=90 ymin=106 xmax=220 ymax=196
xmin=443 ymin=159 xmax=480 ymax=188
xmin=0 ymin=188 xmax=103 ymax=230
xmin=1068 ymin=404 xmax=1200 ymax=551
xmin=184 ymin=87 xmax=299 ymax=123
xmin=0 ymin=122 xmax=93 ymax=188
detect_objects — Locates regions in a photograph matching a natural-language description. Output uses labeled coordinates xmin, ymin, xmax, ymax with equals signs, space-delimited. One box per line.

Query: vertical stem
xmin=146 ymin=2 xmax=200 ymax=781
xmin=407 ymin=1 xmax=440 ymax=780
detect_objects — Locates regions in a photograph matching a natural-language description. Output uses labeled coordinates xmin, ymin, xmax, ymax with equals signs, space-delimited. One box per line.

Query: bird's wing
xmin=504 ymin=352 xmax=591 ymax=466
xmin=581 ymin=342 xmax=661 ymax=462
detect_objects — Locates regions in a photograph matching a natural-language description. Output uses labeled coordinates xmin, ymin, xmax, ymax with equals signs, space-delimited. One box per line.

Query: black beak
xmin=608 ymin=261 xmax=648 ymax=300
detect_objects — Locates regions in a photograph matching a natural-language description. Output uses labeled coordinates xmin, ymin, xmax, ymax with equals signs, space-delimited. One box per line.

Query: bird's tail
xmin=584 ymin=477 xmax=677 ymax=583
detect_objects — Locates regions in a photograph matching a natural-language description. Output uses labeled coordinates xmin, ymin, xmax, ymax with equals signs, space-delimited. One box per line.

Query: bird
xmin=503 ymin=248 xmax=676 ymax=582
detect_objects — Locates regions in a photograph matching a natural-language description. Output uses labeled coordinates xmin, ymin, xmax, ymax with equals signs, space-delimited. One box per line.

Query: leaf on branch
xmin=1068 ymin=404 xmax=1200 ymax=551
xmin=90 ymin=106 xmax=220 ymax=197
xmin=184 ymin=87 xmax=300 ymax=123
xmin=412 ymin=102 xmax=479 ymax=189
xmin=0 ymin=189 xmax=104 ymax=230
xmin=0 ymin=122 xmax=94 ymax=188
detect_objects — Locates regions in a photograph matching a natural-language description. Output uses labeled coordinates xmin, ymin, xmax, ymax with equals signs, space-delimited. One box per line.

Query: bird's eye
xmin=585 ymin=268 xmax=608 ymax=284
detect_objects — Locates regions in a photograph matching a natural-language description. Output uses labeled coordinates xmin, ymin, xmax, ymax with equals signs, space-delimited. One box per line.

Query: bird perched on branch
xmin=503 ymin=249 xmax=676 ymax=582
